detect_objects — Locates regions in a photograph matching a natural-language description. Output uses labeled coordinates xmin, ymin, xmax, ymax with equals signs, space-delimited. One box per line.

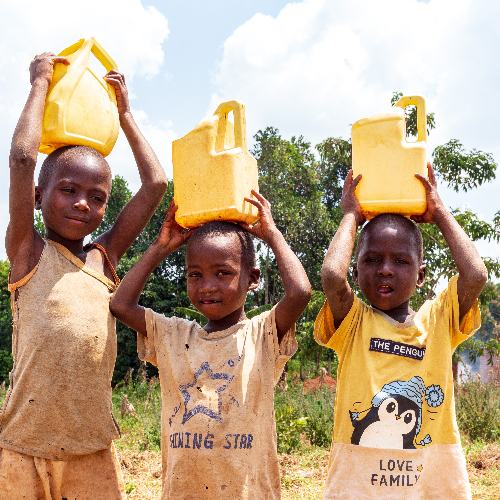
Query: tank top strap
xmin=86 ymin=242 xmax=121 ymax=286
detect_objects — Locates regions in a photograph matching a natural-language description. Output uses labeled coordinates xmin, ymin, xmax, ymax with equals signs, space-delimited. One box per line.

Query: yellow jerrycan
xmin=173 ymin=100 xmax=259 ymax=228
xmin=39 ymin=38 xmax=119 ymax=157
xmin=351 ymin=96 xmax=427 ymax=219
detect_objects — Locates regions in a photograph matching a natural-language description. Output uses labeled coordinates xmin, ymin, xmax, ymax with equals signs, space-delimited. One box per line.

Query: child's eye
xmin=187 ymin=272 xmax=201 ymax=279
xmin=61 ymin=187 xmax=74 ymax=193
xmin=216 ymin=270 xmax=232 ymax=278
xmin=395 ymin=258 xmax=409 ymax=264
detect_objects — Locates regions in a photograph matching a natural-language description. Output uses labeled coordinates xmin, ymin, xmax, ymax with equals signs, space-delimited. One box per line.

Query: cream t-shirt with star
xmin=138 ymin=306 xmax=297 ymax=500
xmin=314 ymin=276 xmax=480 ymax=500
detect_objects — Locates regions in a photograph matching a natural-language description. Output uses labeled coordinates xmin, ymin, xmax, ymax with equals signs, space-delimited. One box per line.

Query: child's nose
xmin=377 ymin=261 xmax=393 ymax=276
xmin=74 ymin=198 xmax=90 ymax=211
xmin=199 ymin=278 xmax=217 ymax=293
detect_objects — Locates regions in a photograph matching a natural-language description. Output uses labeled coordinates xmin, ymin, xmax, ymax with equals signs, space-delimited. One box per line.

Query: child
xmin=110 ymin=191 xmax=311 ymax=499
xmin=0 ymin=53 xmax=167 ymax=498
xmin=315 ymin=166 xmax=487 ymax=499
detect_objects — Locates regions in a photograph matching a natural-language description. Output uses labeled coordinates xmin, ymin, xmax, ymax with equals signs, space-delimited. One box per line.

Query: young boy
xmin=0 ymin=53 xmax=167 ymax=498
xmin=110 ymin=191 xmax=311 ymax=499
xmin=315 ymin=166 xmax=487 ymax=499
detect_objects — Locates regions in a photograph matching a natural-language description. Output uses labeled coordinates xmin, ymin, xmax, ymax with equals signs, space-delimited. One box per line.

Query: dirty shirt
xmin=314 ymin=276 xmax=480 ymax=499
xmin=0 ymin=240 xmax=120 ymax=460
xmin=138 ymin=306 xmax=297 ymax=499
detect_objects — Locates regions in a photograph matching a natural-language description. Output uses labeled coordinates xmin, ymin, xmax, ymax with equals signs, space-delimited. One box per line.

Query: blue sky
xmin=1 ymin=0 xmax=498 ymax=261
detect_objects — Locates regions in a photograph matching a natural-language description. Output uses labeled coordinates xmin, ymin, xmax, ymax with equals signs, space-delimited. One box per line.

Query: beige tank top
xmin=0 ymin=240 xmax=120 ymax=460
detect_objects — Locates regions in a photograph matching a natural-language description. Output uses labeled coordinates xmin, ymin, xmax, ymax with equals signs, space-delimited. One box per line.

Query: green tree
xmin=0 ymin=261 xmax=12 ymax=382
xmin=93 ymin=178 xmax=190 ymax=383
xmin=250 ymin=94 xmax=498 ymax=379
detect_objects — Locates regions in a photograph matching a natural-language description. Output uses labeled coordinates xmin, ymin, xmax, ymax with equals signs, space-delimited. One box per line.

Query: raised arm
xmin=242 ymin=191 xmax=311 ymax=341
xmin=110 ymin=202 xmax=190 ymax=335
xmin=413 ymin=163 xmax=487 ymax=320
xmin=96 ymin=71 xmax=168 ymax=265
xmin=321 ymin=170 xmax=364 ymax=327
xmin=7 ymin=53 xmax=68 ymax=280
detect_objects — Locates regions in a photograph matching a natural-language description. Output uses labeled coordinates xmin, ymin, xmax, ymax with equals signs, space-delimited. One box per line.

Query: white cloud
xmin=0 ymin=0 xmax=172 ymax=259
xmin=212 ymin=0 xmax=499 ymax=258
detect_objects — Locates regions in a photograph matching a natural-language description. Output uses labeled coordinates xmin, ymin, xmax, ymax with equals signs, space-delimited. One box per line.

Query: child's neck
xmin=374 ymin=300 xmax=415 ymax=324
xmin=204 ymin=307 xmax=247 ymax=333
xmin=46 ymin=230 xmax=87 ymax=260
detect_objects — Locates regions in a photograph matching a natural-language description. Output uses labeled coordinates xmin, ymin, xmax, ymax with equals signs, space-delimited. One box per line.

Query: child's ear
xmin=34 ymin=186 xmax=42 ymax=210
xmin=416 ymin=264 xmax=426 ymax=288
xmin=248 ymin=268 xmax=260 ymax=291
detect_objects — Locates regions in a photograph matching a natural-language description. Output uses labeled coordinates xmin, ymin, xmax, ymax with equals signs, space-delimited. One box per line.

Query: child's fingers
xmin=415 ymin=174 xmax=432 ymax=192
xmin=427 ymin=162 xmax=437 ymax=184
xmin=105 ymin=71 xmax=125 ymax=83
xmin=351 ymin=174 xmax=362 ymax=189
xmin=342 ymin=169 xmax=354 ymax=193
xmin=250 ymin=190 xmax=267 ymax=204
xmin=104 ymin=75 xmax=123 ymax=86
xmin=52 ymin=56 xmax=70 ymax=65
xmin=244 ymin=197 xmax=262 ymax=210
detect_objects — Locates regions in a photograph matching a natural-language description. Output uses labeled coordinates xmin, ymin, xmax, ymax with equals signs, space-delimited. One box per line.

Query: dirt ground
xmin=119 ymin=443 xmax=500 ymax=499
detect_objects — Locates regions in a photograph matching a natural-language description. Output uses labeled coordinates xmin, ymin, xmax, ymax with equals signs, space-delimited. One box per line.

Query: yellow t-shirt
xmin=138 ymin=306 xmax=297 ymax=500
xmin=314 ymin=276 xmax=480 ymax=499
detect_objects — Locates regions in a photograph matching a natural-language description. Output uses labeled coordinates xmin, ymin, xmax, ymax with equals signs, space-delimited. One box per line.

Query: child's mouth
xmin=199 ymin=299 xmax=221 ymax=305
xmin=377 ymin=284 xmax=393 ymax=295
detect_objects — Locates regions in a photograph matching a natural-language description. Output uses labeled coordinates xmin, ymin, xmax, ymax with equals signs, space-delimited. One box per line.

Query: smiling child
xmin=0 ymin=52 xmax=167 ymax=498
xmin=110 ymin=192 xmax=311 ymax=499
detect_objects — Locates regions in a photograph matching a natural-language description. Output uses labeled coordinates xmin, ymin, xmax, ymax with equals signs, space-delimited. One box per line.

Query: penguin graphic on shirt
xmin=349 ymin=376 xmax=445 ymax=450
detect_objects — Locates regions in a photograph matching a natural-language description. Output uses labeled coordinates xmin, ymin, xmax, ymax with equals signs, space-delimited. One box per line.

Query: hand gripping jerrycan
xmin=39 ymin=38 xmax=119 ymax=157
xmin=351 ymin=96 xmax=428 ymax=219
xmin=173 ymin=100 xmax=259 ymax=228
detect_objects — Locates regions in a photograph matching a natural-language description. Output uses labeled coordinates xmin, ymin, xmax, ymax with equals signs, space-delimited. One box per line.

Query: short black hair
xmin=356 ymin=214 xmax=423 ymax=262
xmin=38 ymin=145 xmax=111 ymax=188
xmin=187 ymin=221 xmax=256 ymax=270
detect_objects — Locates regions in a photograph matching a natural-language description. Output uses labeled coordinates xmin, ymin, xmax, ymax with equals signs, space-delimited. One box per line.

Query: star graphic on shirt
xmin=179 ymin=361 xmax=234 ymax=424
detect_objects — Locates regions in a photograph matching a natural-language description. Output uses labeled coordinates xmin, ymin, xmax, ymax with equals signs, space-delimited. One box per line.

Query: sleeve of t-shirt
xmin=435 ymin=275 xmax=481 ymax=350
xmin=137 ymin=308 xmax=181 ymax=366
xmin=313 ymin=295 xmax=363 ymax=354
xmin=255 ymin=306 xmax=297 ymax=385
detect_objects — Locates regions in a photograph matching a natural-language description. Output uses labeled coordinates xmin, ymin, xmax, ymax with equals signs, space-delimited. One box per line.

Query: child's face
xmin=36 ymin=154 xmax=111 ymax=242
xmin=186 ymin=234 xmax=259 ymax=324
xmin=354 ymin=223 xmax=425 ymax=313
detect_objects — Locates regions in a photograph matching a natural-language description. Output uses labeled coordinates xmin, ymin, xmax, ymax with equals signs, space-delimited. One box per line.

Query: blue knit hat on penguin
xmin=371 ymin=376 xmax=445 ymax=446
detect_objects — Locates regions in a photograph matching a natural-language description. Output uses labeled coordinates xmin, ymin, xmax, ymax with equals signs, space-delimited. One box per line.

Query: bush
xmin=275 ymin=382 xmax=334 ymax=452
xmin=456 ymin=380 xmax=499 ymax=442
xmin=0 ymin=350 xmax=12 ymax=383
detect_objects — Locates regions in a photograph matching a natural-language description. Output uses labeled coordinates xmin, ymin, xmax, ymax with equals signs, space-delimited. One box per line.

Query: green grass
xmin=0 ymin=379 xmax=498 ymax=498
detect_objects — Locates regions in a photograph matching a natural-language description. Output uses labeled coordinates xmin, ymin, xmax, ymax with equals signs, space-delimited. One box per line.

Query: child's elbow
xmin=321 ymin=264 xmax=345 ymax=291
xmin=473 ymin=262 xmax=488 ymax=289
xmin=293 ymin=281 xmax=312 ymax=308
xmin=110 ymin=295 xmax=127 ymax=321
xmin=9 ymin=148 xmax=37 ymax=171
xmin=150 ymin=177 xmax=168 ymax=199
xmin=464 ymin=261 xmax=488 ymax=295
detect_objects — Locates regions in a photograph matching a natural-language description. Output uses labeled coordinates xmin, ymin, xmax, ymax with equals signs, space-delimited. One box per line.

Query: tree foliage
xmin=0 ymin=95 xmax=497 ymax=384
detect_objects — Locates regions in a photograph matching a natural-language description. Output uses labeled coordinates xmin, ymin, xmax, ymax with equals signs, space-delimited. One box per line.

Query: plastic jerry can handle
xmin=395 ymin=95 xmax=427 ymax=142
xmin=59 ymin=38 xmax=118 ymax=72
xmin=214 ymin=100 xmax=246 ymax=152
